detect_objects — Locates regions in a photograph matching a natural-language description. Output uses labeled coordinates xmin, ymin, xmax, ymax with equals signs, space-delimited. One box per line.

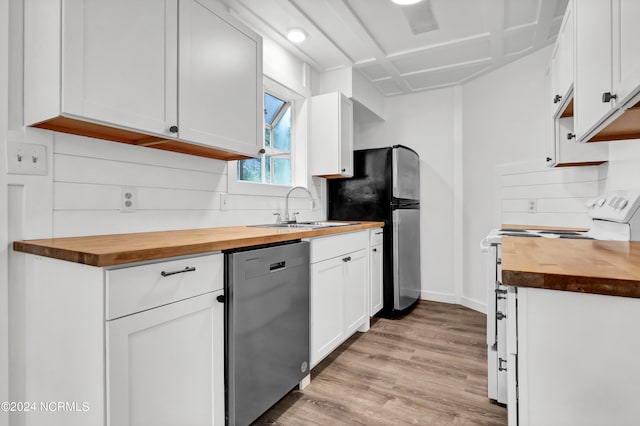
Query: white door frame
xmin=0 ymin=0 xmax=11 ymax=424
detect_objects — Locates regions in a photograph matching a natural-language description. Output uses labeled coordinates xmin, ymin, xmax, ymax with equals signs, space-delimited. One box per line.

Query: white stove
xmin=480 ymin=190 xmax=640 ymax=405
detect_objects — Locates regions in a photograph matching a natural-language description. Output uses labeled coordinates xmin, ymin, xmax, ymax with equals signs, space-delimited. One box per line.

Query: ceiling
xmin=220 ymin=0 xmax=568 ymax=96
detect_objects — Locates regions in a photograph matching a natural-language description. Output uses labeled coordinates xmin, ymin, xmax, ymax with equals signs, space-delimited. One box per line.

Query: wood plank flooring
xmin=253 ymin=301 xmax=507 ymax=426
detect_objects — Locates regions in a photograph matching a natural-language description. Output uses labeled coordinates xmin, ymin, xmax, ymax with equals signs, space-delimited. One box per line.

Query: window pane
xmin=264 ymin=93 xmax=285 ymax=124
xmin=265 ymin=156 xmax=272 ymax=184
xmin=273 ymin=158 xmax=291 ymax=185
xmin=237 ymin=158 xmax=261 ymax=182
xmin=273 ymin=107 xmax=291 ymax=152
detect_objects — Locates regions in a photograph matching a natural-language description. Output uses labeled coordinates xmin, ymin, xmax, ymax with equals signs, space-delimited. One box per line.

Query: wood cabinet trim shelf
xmin=501 ymin=236 xmax=640 ymax=298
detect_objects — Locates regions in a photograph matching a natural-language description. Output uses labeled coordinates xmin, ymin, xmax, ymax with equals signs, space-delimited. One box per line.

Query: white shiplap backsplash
xmin=52 ymin=132 xmax=324 ymax=238
xmin=498 ymin=162 xmax=604 ymax=229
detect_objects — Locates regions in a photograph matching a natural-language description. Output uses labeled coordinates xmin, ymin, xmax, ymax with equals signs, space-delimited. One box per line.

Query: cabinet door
xmin=310 ymin=92 xmax=354 ymax=178
xmin=545 ymin=68 xmax=557 ymax=166
xmin=343 ymin=249 xmax=368 ymax=335
xmin=310 ymin=257 xmax=345 ymax=367
xmin=106 ymin=291 xmax=224 ymax=426
xmin=506 ymin=288 xmax=519 ymax=426
xmin=557 ymin=0 xmax=574 ymax=101
xmin=370 ymin=244 xmax=383 ymax=316
xmin=612 ymin=0 xmax=640 ymax=106
xmin=178 ymin=0 xmax=262 ymax=156
xmin=62 ymin=0 xmax=177 ymax=136
xmin=554 ymin=115 xmax=608 ymax=166
xmin=574 ymin=0 xmax=614 ymax=141
xmin=339 ymin=94 xmax=354 ymax=177
xmin=549 ymin=0 xmax=574 ymax=111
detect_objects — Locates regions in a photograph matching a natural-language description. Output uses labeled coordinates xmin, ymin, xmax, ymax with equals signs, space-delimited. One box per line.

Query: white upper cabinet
xmin=24 ymin=0 xmax=262 ymax=161
xmin=177 ymin=0 xmax=262 ymax=157
xmin=545 ymin=0 xmax=607 ymax=167
xmin=310 ymin=92 xmax=354 ymax=178
xmin=574 ymin=0 xmax=614 ymax=142
xmin=56 ymin=0 xmax=178 ymax=137
xmin=612 ymin=0 xmax=640 ymax=106
xmin=574 ymin=0 xmax=640 ymax=143
xmin=549 ymin=0 xmax=574 ymax=116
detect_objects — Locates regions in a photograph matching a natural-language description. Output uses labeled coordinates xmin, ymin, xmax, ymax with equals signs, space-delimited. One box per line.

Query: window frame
xmin=228 ymin=77 xmax=306 ymax=197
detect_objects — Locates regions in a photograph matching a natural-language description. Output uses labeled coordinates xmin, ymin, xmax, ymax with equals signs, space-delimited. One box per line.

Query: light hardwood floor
xmin=254 ymin=300 xmax=507 ymax=426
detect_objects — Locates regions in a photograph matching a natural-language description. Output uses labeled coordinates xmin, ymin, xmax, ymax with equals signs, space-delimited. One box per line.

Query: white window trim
xmin=228 ymin=77 xmax=308 ymax=197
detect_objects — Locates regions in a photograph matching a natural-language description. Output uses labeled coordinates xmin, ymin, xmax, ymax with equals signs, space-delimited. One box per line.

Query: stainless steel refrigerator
xmin=328 ymin=145 xmax=421 ymax=318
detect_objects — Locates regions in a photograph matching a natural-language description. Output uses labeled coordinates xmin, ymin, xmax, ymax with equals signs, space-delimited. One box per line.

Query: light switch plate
xmin=7 ymin=142 xmax=47 ymax=175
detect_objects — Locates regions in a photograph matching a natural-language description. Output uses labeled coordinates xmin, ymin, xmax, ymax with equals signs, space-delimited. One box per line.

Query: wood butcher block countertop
xmin=13 ymin=221 xmax=384 ymax=267
xmin=502 ymin=236 xmax=640 ymax=298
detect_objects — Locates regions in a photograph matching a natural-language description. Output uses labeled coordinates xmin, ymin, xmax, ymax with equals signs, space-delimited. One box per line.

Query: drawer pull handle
xmin=372 ymin=248 xmax=377 ymax=252
xmin=375 ymin=231 xmax=383 ymax=235
xmin=161 ymin=266 xmax=196 ymax=277
xmin=343 ymin=256 xmax=351 ymax=262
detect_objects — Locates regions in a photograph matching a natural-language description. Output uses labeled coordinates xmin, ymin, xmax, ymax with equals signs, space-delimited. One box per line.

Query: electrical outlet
xmin=121 ymin=187 xmax=137 ymax=213
xmin=7 ymin=142 xmax=47 ymax=175
xmin=220 ymin=193 xmax=229 ymax=211
xmin=527 ymin=199 xmax=537 ymax=213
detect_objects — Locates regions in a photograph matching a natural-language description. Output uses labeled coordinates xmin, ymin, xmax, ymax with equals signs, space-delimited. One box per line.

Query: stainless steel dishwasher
xmin=225 ymin=240 xmax=310 ymax=426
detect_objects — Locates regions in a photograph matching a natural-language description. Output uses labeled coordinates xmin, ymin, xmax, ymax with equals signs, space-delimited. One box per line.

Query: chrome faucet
xmin=284 ymin=186 xmax=315 ymax=223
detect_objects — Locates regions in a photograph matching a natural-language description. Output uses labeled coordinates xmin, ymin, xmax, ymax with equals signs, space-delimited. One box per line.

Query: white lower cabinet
xmin=369 ymin=228 xmax=384 ymax=316
xmin=107 ymin=291 xmax=224 ymax=426
xmin=342 ymin=249 xmax=368 ymax=335
xmin=310 ymin=231 xmax=369 ymax=367
xmin=508 ymin=287 xmax=640 ymax=426
xmin=22 ymin=252 xmax=225 ymax=426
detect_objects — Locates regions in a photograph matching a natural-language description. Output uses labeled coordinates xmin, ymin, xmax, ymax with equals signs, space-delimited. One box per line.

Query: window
xmin=237 ymin=92 xmax=292 ymax=186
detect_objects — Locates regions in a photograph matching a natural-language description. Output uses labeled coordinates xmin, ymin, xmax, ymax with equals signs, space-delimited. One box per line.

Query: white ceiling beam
xmin=484 ymin=0 xmax=506 ymax=68
xmin=329 ymin=0 xmax=411 ymax=93
xmin=533 ymin=0 xmax=561 ymax=48
xmin=222 ymin=0 xmax=326 ymax=70
xmin=285 ymin=0 xmax=355 ymax=65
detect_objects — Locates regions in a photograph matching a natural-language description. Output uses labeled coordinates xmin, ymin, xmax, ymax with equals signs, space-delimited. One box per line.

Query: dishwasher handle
xmin=269 ymin=261 xmax=286 ymax=272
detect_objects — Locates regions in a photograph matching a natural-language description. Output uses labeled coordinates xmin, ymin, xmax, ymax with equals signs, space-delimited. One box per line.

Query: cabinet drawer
xmin=370 ymin=228 xmax=384 ymax=246
xmin=106 ymin=253 xmax=223 ymax=320
xmin=310 ymin=230 xmax=368 ymax=263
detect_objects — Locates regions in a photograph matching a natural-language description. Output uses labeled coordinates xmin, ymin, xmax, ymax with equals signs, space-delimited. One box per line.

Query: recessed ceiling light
xmin=287 ymin=28 xmax=307 ymax=43
xmin=391 ymin=0 xmax=424 ymax=5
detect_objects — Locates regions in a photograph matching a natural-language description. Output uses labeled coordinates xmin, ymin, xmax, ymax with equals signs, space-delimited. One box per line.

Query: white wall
xmin=461 ymin=46 xmax=552 ymax=308
xmin=354 ymin=88 xmax=457 ymax=304
xmin=499 ymin=162 xmax=602 ymax=228
xmin=50 ymin=134 xmax=323 ymax=238
xmin=603 ymin=140 xmax=640 ymax=190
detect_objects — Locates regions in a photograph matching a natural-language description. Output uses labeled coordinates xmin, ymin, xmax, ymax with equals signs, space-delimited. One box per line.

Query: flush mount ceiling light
xmin=391 ymin=0 xmax=424 ymax=5
xmin=287 ymin=28 xmax=307 ymax=43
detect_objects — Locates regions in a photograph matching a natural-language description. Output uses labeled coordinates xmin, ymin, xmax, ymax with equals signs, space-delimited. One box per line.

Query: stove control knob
xmin=619 ymin=199 xmax=629 ymax=210
xmin=586 ymin=199 xmax=597 ymax=208
xmin=597 ymin=198 xmax=607 ymax=207
xmin=609 ymin=197 xmax=619 ymax=207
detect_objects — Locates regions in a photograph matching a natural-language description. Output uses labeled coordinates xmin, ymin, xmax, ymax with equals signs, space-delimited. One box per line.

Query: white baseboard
xmin=420 ymin=291 xmax=456 ymax=304
xmin=460 ymin=297 xmax=486 ymax=314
